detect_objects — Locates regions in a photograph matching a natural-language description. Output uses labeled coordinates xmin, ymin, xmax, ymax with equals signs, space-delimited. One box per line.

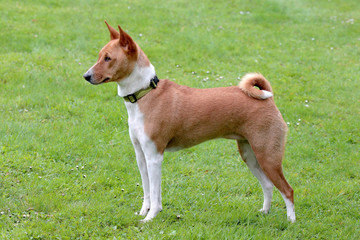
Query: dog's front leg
xmin=141 ymin=147 xmax=163 ymax=222
xmin=130 ymin=135 xmax=151 ymax=216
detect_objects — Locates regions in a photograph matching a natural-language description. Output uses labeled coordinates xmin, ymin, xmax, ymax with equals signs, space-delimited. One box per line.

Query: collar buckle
xmin=124 ymin=94 xmax=137 ymax=103
xmin=150 ymin=75 xmax=159 ymax=88
xmin=123 ymin=75 xmax=159 ymax=103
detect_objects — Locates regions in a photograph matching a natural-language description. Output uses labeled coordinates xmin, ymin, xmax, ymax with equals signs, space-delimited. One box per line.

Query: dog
xmin=83 ymin=21 xmax=296 ymax=223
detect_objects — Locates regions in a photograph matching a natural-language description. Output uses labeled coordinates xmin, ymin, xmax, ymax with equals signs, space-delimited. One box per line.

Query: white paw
xmin=137 ymin=206 xmax=150 ymax=216
xmin=140 ymin=207 xmax=162 ymax=222
xmin=288 ymin=214 xmax=296 ymax=223
xmin=259 ymin=208 xmax=269 ymax=214
xmin=140 ymin=217 xmax=153 ymax=223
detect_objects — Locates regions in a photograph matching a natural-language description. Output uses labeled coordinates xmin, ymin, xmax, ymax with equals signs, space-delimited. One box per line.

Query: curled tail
xmin=238 ymin=73 xmax=273 ymax=100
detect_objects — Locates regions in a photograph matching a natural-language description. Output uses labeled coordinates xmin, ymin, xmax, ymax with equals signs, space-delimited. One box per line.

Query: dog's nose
xmin=83 ymin=73 xmax=92 ymax=82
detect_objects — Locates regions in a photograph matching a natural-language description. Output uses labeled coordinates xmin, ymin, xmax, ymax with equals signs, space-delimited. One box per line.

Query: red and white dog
xmin=83 ymin=21 xmax=295 ymax=223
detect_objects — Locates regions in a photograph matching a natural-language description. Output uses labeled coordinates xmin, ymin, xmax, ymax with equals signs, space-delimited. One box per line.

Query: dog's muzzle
xmin=83 ymin=67 xmax=94 ymax=83
xmin=83 ymin=73 xmax=92 ymax=82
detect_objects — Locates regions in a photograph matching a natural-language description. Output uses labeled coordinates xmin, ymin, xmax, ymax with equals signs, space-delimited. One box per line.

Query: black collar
xmin=123 ymin=75 xmax=159 ymax=103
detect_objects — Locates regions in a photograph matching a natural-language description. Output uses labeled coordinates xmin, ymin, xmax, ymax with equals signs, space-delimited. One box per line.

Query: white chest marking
xmin=125 ymin=102 xmax=160 ymax=155
xmin=117 ymin=64 xmax=156 ymax=97
xmin=126 ymin=102 xmax=146 ymax=140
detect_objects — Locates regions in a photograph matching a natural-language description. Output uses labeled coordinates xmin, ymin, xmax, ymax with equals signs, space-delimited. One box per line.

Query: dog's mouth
xmin=100 ymin=77 xmax=110 ymax=83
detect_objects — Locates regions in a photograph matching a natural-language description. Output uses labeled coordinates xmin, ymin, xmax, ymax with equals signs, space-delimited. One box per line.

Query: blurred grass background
xmin=0 ymin=0 xmax=359 ymax=238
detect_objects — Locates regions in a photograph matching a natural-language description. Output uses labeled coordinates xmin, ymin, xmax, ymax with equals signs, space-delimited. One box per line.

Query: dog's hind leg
xmin=246 ymin=133 xmax=296 ymax=222
xmin=259 ymin=159 xmax=295 ymax=222
xmin=237 ymin=140 xmax=274 ymax=214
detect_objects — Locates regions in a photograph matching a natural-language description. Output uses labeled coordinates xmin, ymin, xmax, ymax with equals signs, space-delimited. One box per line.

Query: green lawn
xmin=1 ymin=0 xmax=359 ymax=239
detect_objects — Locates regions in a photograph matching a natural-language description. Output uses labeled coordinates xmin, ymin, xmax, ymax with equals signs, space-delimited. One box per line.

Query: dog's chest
xmin=126 ymin=102 xmax=143 ymax=128
xmin=125 ymin=102 xmax=148 ymax=141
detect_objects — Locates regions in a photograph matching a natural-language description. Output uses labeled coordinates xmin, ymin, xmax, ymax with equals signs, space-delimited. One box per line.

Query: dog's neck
xmin=117 ymin=63 xmax=156 ymax=97
xmin=117 ymin=46 xmax=156 ymax=98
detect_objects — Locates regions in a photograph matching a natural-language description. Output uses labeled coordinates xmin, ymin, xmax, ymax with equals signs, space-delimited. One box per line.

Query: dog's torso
xmin=128 ymin=79 xmax=285 ymax=154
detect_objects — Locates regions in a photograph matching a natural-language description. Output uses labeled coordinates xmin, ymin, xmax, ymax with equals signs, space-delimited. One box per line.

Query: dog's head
xmin=83 ymin=21 xmax=138 ymax=85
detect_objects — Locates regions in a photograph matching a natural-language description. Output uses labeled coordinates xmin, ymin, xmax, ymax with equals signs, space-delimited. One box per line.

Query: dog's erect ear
xmin=118 ymin=25 xmax=137 ymax=55
xmin=105 ymin=21 xmax=120 ymax=40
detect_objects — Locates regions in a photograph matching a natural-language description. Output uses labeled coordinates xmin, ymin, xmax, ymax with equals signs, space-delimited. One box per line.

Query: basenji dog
xmin=83 ymin=21 xmax=296 ymax=223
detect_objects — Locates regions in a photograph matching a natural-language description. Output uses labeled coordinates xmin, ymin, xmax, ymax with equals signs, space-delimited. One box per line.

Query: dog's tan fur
xmin=84 ymin=22 xmax=295 ymax=222
xmin=138 ymin=79 xmax=293 ymax=202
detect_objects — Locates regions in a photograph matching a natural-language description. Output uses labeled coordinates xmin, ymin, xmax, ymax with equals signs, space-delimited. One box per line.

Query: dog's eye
xmin=104 ymin=56 xmax=111 ymax=62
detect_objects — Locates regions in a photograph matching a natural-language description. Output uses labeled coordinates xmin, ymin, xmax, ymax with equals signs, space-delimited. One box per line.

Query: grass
xmin=1 ymin=0 xmax=359 ymax=238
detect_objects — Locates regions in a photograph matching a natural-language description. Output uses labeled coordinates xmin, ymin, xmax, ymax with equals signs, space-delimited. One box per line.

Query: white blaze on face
xmin=83 ymin=64 xmax=96 ymax=82
xmin=84 ymin=67 xmax=93 ymax=76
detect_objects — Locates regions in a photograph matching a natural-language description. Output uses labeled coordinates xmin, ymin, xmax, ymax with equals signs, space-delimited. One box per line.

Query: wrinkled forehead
xmin=99 ymin=40 xmax=121 ymax=56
